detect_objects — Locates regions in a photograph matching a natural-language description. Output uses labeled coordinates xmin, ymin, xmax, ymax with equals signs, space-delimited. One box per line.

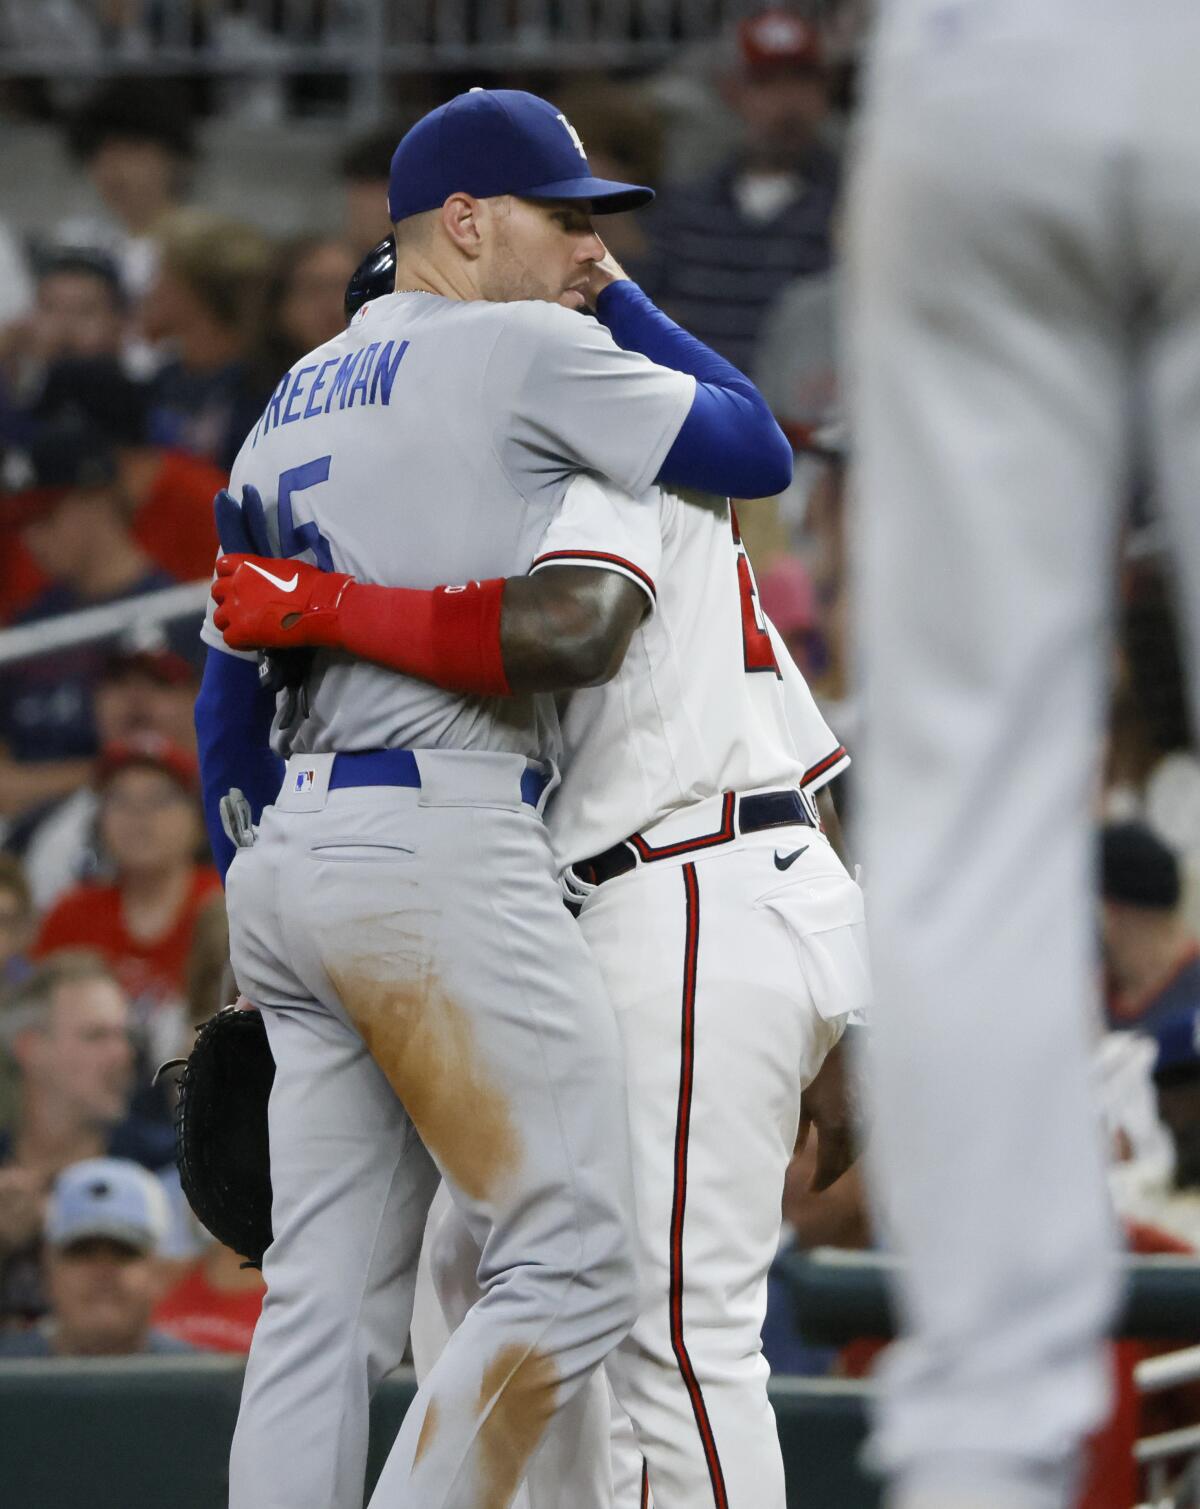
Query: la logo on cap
xmin=556 ymin=113 xmax=586 ymax=160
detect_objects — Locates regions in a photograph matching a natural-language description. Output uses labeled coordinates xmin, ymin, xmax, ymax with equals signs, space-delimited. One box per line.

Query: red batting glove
xmin=212 ymin=554 xmax=356 ymax=651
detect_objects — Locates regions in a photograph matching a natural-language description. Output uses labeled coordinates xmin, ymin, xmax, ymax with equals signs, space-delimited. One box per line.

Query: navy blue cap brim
xmin=521 ymin=176 xmax=654 ymax=213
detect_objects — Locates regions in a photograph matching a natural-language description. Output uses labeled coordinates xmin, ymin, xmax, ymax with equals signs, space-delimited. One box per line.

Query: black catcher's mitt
xmin=168 ymin=1006 xmax=276 ymax=1269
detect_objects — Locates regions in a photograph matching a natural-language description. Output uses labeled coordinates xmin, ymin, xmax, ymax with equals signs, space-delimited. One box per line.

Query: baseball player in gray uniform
xmin=848 ymin=4 xmax=1200 ymax=1508
xmin=196 ymin=90 xmax=794 ymax=1509
xmin=204 ymin=98 xmax=694 ymax=1509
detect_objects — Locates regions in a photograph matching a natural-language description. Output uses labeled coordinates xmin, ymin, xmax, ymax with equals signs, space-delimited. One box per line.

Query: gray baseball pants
xmin=849 ymin=2 xmax=1200 ymax=1506
xmin=224 ymin=749 xmax=638 ymax=1509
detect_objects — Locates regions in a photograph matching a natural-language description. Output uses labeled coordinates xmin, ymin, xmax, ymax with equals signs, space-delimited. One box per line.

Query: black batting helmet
xmin=344 ymin=234 xmax=397 ymax=322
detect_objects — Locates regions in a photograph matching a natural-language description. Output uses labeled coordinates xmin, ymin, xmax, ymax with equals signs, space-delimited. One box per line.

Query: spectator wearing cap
xmin=0 ymin=954 xmax=177 ymax=1328
xmin=33 ymin=736 xmax=221 ymax=1072
xmin=58 ymin=79 xmax=196 ymax=301
xmin=0 ymin=415 xmax=198 ymax=827
xmin=22 ymin=632 xmax=200 ymax=915
xmin=140 ymin=209 xmax=274 ymax=471
xmin=1101 ymin=822 xmax=1200 ymax=1032
xmin=639 ymin=10 xmax=838 ymax=374
xmin=0 ymin=1157 xmax=192 ymax=1357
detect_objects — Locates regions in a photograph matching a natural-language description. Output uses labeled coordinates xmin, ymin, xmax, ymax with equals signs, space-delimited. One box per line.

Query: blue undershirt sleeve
xmin=594 ymin=280 xmax=793 ymax=499
xmin=194 ymin=647 xmax=283 ymax=883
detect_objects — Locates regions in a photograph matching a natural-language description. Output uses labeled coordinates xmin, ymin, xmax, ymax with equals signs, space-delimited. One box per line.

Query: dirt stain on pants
xmin=476 ymin=1344 xmax=559 ymax=1509
xmin=331 ymin=964 xmax=522 ymax=1202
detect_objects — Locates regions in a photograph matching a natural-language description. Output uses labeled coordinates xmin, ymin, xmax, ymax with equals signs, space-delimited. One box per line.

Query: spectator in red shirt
xmin=34 ymin=735 xmax=220 ymax=1070
xmin=153 ymin=1234 xmax=265 ymax=1354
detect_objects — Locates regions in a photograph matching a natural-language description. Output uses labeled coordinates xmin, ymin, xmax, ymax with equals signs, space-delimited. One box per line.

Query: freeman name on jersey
xmin=252 ymin=338 xmax=410 ymax=447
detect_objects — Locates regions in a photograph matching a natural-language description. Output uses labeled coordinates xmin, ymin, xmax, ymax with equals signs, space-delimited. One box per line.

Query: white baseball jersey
xmin=531 ymin=474 xmax=849 ymax=868
xmin=200 ymin=291 xmax=694 ymax=761
xmin=411 ymin=475 xmax=863 ymax=1509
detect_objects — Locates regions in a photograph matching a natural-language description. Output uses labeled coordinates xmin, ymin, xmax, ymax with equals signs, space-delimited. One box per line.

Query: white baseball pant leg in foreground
xmin=225 ymin=751 xmax=638 ymax=1509
xmin=849 ymin=3 xmax=1200 ymax=1507
xmin=416 ymin=825 xmax=863 ymax=1508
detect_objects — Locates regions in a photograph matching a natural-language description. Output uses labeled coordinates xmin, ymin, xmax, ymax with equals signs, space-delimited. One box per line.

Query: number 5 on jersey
xmin=278 ymin=456 xmax=335 ymax=570
xmin=732 ymin=507 xmax=780 ymax=677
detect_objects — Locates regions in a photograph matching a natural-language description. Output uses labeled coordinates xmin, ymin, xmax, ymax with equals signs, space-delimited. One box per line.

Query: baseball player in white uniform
xmin=421 ymin=472 xmax=868 ymax=1509
xmin=197 ymin=89 xmax=801 ymax=1509
xmin=848 ymin=3 xmax=1200 ymax=1508
xmin=216 ymin=464 xmax=869 ymax=1509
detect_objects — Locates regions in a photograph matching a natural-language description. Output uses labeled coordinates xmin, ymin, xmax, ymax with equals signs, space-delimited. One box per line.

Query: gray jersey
xmin=201 ymin=290 xmax=695 ymax=760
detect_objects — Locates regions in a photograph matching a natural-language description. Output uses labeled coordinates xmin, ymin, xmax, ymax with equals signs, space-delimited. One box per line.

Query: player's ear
xmin=441 ymin=193 xmax=484 ymax=259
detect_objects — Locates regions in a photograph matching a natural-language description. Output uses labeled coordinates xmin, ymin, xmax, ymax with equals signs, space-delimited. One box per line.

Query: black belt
xmin=571 ymin=789 xmax=814 ymax=889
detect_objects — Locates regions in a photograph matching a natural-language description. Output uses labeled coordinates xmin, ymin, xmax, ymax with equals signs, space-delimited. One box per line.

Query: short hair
xmin=35 ymin=247 xmax=126 ymax=308
xmin=0 ymin=950 xmax=121 ymax=1043
xmin=157 ymin=209 xmax=273 ymax=331
xmin=67 ymin=78 xmax=195 ymax=164
xmin=0 ymin=855 xmax=31 ymax=917
xmin=391 ymin=206 xmax=439 ymax=253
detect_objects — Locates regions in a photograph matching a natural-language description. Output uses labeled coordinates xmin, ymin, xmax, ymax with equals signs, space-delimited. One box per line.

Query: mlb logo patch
xmin=294 ymin=769 xmax=316 ymax=794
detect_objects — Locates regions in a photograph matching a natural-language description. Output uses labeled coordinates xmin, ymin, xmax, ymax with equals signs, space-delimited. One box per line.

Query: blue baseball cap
xmin=387 ymin=89 xmax=654 ymax=223
xmin=45 ymin=1158 xmax=171 ymax=1253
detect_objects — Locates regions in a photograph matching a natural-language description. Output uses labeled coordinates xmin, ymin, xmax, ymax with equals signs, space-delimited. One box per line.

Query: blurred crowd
xmin=0 ymin=7 xmax=852 ymax=1365
xmin=0 ymin=23 xmax=1198 ymax=1508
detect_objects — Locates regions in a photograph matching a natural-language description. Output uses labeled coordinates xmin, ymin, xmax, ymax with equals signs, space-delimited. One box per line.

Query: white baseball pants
xmin=224 ymin=750 xmax=638 ymax=1509
xmin=414 ymin=818 xmax=867 ymax=1507
xmin=849 ymin=3 xmax=1200 ymax=1506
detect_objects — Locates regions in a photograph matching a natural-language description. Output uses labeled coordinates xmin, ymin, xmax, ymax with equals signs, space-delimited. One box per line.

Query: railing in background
xmin=0 ymin=1356 xmax=880 ymax=1509
xmin=0 ymin=0 xmax=868 ymax=78
xmin=0 ymin=580 xmax=209 ymax=669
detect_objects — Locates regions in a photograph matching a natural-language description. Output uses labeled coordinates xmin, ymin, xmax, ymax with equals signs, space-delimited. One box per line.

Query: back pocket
xmin=308 ymin=841 xmax=417 ymax=864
